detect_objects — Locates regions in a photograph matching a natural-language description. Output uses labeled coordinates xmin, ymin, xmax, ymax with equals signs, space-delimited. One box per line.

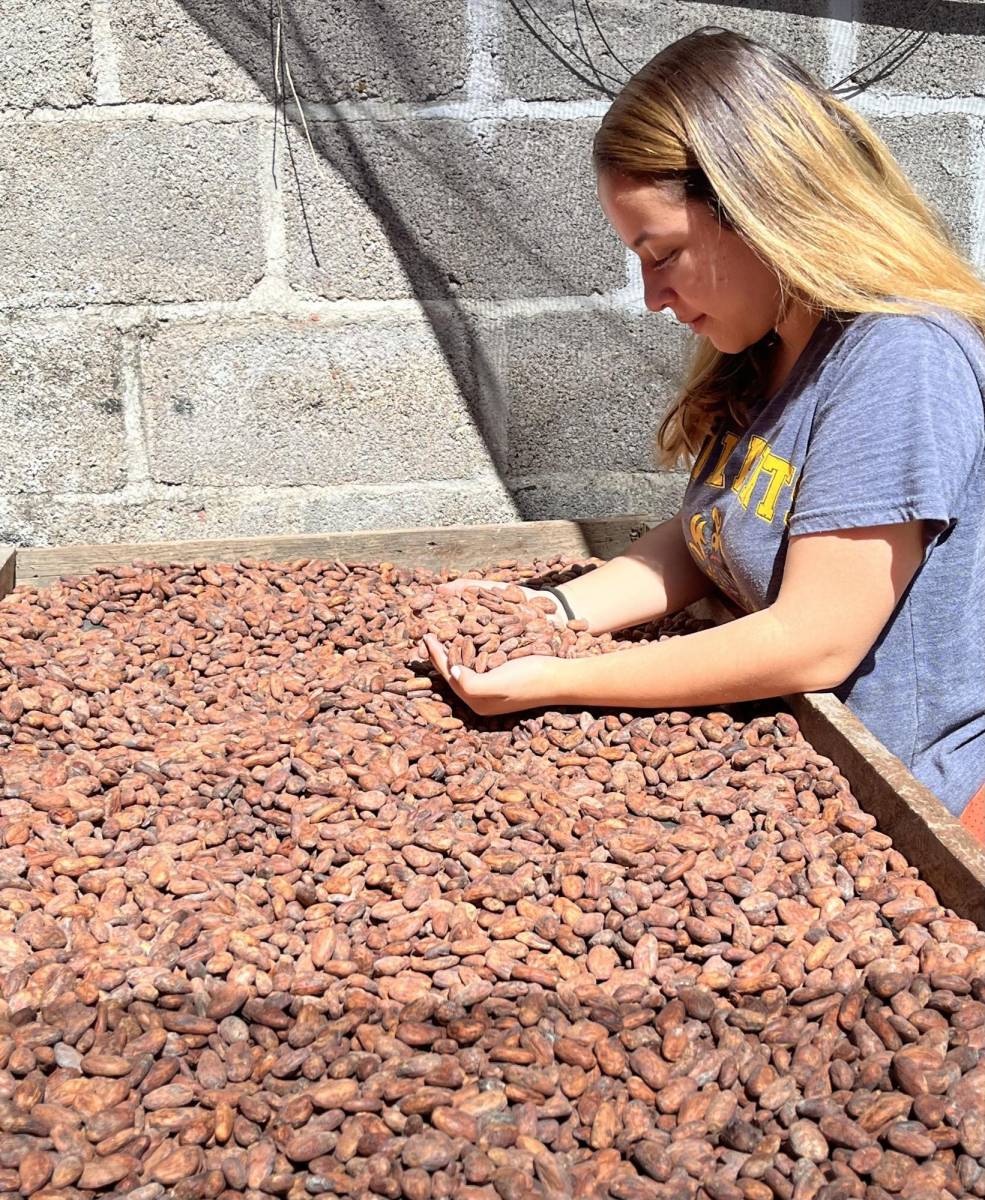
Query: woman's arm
xmin=554 ymin=521 xmax=926 ymax=708
xmin=427 ymin=521 xmax=927 ymax=716
xmin=557 ymin=515 xmax=716 ymax=635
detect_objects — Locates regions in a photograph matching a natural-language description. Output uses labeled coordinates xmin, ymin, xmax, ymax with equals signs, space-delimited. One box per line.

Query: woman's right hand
xmin=436 ymin=578 xmax=569 ymax=628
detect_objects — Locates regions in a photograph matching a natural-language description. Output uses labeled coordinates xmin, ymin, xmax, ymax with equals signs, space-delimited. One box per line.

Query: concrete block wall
xmin=1 ymin=0 xmax=984 ymax=548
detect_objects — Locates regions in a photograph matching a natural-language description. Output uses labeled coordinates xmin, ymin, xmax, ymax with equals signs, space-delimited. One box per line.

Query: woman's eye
xmin=647 ymin=251 xmax=676 ymax=271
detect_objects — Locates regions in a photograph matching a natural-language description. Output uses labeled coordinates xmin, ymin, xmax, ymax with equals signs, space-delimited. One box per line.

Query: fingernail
xmin=450 ymin=665 xmax=462 ymax=681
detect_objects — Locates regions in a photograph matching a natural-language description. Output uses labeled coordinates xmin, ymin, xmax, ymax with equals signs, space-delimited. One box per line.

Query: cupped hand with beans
xmin=421 ymin=529 xmax=716 ymax=716
xmin=423 ymin=579 xmax=571 ymax=716
xmin=424 ymin=632 xmax=562 ymax=717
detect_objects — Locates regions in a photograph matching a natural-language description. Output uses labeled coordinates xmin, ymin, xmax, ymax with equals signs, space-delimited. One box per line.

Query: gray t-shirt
xmin=680 ymin=307 xmax=985 ymax=817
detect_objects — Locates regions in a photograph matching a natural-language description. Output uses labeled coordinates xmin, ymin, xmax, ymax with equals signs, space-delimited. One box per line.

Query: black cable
xmin=829 ymin=0 xmax=938 ymax=98
xmin=858 ymin=32 xmax=931 ymax=88
xmin=572 ymin=0 xmax=611 ymax=96
xmin=508 ymin=0 xmax=936 ymax=104
xmin=278 ymin=35 xmax=321 ymax=269
xmin=830 ymin=30 xmax=932 ymax=98
xmin=584 ymin=0 xmax=634 ymax=79
xmin=505 ymin=0 xmax=627 ymax=91
xmin=269 ymin=0 xmax=280 ymax=188
xmin=830 ymin=27 xmax=913 ymax=93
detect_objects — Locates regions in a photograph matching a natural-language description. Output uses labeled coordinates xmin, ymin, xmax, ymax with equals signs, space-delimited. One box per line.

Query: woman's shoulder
xmin=830 ymin=305 xmax=985 ymax=368
xmin=800 ymin=307 xmax=985 ymax=451
xmin=814 ymin=306 xmax=985 ymax=406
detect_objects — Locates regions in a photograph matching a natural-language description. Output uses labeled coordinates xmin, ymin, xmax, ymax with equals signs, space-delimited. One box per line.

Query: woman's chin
xmin=704 ymin=329 xmax=747 ymax=355
xmin=691 ymin=319 xmax=727 ymax=351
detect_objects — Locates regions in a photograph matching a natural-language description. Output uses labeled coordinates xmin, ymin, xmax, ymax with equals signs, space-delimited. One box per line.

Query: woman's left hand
xmin=423 ymin=634 xmax=564 ymax=716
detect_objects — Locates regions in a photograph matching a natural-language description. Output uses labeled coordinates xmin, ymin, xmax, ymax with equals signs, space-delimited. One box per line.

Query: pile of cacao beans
xmin=0 ymin=553 xmax=981 ymax=1200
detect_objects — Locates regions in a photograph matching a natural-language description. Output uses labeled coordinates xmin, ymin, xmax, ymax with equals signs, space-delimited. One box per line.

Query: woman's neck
xmin=765 ymin=304 xmax=823 ymax=398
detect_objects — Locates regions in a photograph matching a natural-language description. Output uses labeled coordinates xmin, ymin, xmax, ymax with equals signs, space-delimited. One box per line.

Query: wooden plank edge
xmin=692 ymin=595 xmax=985 ymax=928
xmin=15 ymin=516 xmax=657 ymax=589
xmin=0 ymin=546 xmax=15 ymax=601
xmin=786 ymin=692 xmax=985 ymax=930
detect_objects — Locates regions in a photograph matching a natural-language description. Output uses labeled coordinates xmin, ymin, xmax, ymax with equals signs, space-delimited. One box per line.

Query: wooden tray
xmin=2 ymin=516 xmax=982 ymax=927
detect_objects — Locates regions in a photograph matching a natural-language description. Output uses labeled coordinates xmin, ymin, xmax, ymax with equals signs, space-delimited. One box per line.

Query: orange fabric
xmin=960 ymin=779 xmax=985 ymax=846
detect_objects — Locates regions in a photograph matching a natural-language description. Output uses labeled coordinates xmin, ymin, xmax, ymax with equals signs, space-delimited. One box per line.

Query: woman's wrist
xmin=541 ymin=584 xmax=576 ymax=622
xmin=535 ymin=655 xmax=575 ymax=706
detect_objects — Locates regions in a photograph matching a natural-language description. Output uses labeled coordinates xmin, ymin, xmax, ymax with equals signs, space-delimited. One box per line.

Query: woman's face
xmin=597 ymin=169 xmax=784 ymax=353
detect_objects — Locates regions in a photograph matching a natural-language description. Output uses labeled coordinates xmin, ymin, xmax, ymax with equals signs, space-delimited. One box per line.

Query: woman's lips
xmin=688 ymin=314 xmax=706 ymax=332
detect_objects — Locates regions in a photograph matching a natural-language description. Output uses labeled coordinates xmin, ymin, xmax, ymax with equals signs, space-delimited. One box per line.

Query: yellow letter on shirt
xmin=705 ymin=433 xmax=740 ymax=488
xmin=731 ymin=437 xmax=796 ymax=523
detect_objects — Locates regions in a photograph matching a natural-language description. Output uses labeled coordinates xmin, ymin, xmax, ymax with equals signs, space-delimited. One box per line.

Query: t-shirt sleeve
xmin=788 ymin=316 xmax=985 ymax=541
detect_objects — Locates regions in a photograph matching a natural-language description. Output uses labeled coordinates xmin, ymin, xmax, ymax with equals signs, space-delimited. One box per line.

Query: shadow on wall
xmin=168 ymin=0 xmax=963 ymax=521
xmin=699 ymin=0 xmax=982 ymax=31
xmin=171 ymin=0 xmax=648 ymax=522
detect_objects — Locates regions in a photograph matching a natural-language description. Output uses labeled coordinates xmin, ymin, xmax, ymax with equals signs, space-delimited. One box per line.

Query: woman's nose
xmin=642 ymin=277 xmax=675 ymax=313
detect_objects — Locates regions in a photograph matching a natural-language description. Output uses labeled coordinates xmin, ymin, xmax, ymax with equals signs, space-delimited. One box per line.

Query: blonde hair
xmin=592 ymin=28 xmax=985 ymax=467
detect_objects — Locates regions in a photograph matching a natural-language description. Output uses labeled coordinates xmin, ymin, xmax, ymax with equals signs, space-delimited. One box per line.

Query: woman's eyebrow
xmin=631 ymin=230 xmax=671 ymax=249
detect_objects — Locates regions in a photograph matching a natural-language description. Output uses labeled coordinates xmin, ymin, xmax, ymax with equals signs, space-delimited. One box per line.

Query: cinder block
xmin=280 ymin=134 xmax=415 ymax=302
xmin=284 ymin=118 xmax=625 ymax=300
xmin=496 ymin=0 xmax=835 ymax=102
xmin=289 ymin=481 xmax=520 ymax=532
xmin=140 ymin=316 xmax=503 ymax=488
xmin=110 ymin=0 xmax=264 ymax=103
xmin=870 ymin=113 xmax=980 ymax=255
xmin=0 ymin=0 xmax=92 ymax=109
xmin=0 ymin=123 xmax=264 ymax=308
xmin=470 ymin=307 xmax=689 ymax=475
xmin=0 ymin=480 xmax=521 ymax=549
xmin=854 ymin=2 xmax=985 ymax=98
xmin=0 ymin=321 xmax=127 ymax=495
xmin=506 ymin=470 xmax=688 ymax=522
xmin=111 ymin=0 xmax=467 ymax=104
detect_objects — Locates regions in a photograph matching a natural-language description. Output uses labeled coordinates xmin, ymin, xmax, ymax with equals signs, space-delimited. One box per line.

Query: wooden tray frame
xmin=2 ymin=515 xmax=982 ymax=927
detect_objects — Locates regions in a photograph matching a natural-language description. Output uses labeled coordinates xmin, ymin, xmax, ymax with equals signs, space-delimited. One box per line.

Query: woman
xmin=424 ymin=28 xmax=985 ymax=841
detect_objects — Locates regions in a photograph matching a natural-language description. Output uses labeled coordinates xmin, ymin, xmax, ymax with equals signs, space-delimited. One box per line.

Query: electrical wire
xmin=271 ymin=0 xmax=323 ymax=265
xmin=572 ymin=0 xmax=611 ymax=96
xmin=503 ymin=0 xmax=626 ymax=92
xmin=829 ymin=1 xmax=939 ymax=99
xmin=505 ymin=1 xmax=936 ymax=102
xmin=584 ymin=0 xmax=634 ymax=78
